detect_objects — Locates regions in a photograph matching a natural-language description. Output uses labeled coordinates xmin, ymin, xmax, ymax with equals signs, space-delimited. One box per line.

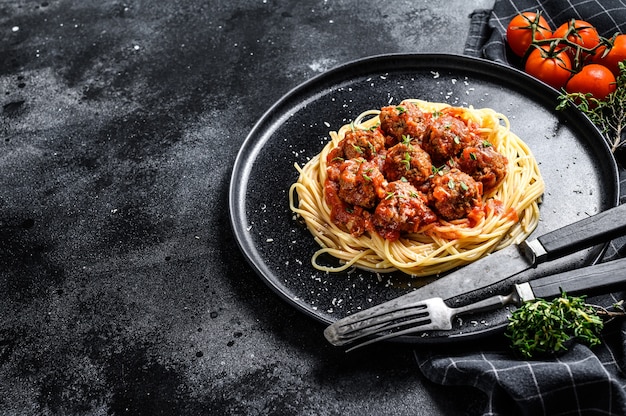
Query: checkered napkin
xmin=415 ymin=1 xmax=626 ymax=415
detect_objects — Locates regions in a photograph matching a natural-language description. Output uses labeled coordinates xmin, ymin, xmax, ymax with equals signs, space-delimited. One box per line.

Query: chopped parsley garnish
xmin=431 ymin=164 xmax=445 ymax=177
xmin=352 ymin=144 xmax=363 ymax=154
xmin=401 ymin=152 xmax=411 ymax=170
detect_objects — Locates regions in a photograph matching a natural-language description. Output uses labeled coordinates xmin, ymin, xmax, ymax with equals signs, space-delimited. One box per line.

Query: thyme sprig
xmin=506 ymin=291 xmax=605 ymax=359
xmin=557 ymin=61 xmax=626 ymax=153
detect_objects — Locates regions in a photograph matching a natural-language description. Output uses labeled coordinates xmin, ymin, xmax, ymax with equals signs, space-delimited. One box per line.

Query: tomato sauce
xmin=325 ymin=102 xmax=510 ymax=241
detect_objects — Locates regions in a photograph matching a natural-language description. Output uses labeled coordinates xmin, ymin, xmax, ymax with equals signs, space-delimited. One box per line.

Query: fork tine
xmin=334 ymin=304 xmax=429 ymax=336
xmin=337 ymin=314 xmax=435 ymax=348
xmin=345 ymin=319 xmax=440 ymax=352
xmin=325 ymin=302 xmax=431 ymax=345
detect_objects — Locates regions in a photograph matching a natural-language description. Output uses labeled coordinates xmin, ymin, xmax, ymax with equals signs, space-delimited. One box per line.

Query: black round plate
xmin=229 ymin=53 xmax=619 ymax=343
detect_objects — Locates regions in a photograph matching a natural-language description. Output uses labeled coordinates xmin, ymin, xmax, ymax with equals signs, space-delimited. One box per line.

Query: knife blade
xmin=328 ymin=256 xmax=626 ymax=348
xmin=325 ymin=203 xmax=626 ymax=343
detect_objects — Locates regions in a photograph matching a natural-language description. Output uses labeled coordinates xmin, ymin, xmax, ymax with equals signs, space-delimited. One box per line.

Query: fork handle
xmin=528 ymin=257 xmax=626 ymax=300
xmin=452 ymin=292 xmax=517 ymax=318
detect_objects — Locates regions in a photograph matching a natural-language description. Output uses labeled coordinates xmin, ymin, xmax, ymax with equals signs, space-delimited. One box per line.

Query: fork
xmin=325 ymin=291 xmax=517 ymax=351
xmin=324 ymin=257 xmax=626 ymax=350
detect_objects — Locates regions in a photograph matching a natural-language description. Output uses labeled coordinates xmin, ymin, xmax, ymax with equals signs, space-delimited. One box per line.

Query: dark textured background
xmin=1 ymin=1 xmax=495 ymax=414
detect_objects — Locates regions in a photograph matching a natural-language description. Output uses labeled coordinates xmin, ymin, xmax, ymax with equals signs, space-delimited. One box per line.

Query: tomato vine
xmin=506 ymin=12 xmax=626 ymax=154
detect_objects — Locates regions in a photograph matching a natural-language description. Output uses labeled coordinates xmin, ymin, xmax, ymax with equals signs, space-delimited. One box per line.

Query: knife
xmin=324 ymin=203 xmax=626 ymax=343
xmin=327 ymin=256 xmax=626 ymax=348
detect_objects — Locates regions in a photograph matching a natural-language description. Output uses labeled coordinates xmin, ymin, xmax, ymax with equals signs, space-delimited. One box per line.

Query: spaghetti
xmin=290 ymin=99 xmax=544 ymax=277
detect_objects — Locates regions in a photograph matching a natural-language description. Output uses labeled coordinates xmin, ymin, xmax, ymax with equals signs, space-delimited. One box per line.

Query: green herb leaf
xmin=352 ymin=144 xmax=363 ymax=154
xmin=557 ymin=61 xmax=626 ymax=153
xmin=401 ymin=152 xmax=411 ymax=170
xmin=431 ymin=164 xmax=445 ymax=177
xmin=505 ymin=291 xmax=604 ymax=359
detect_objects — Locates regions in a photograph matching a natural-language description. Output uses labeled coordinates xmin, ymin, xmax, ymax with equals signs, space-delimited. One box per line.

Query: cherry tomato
xmin=506 ymin=12 xmax=553 ymax=57
xmin=592 ymin=34 xmax=626 ymax=77
xmin=524 ymin=46 xmax=573 ymax=90
xmin=565 ymin=63 xmax=617 ymax=101
xmin=552 ymin=19 xmax=600 ymax=59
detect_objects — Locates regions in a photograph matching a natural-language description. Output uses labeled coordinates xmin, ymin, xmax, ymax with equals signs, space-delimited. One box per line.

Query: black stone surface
xmin=1 ymin=1 xmax=494 ymax=414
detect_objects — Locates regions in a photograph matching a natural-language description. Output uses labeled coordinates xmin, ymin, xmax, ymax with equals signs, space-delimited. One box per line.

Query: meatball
xmin=337 ymin=158 xmax=385 ymax=209
xmin=324 ymin=179 xmax=369 ymax=237
xmin=428 ymin=168 xmax=483 ymax=221
xmin=383 ymin=139 xmax=433 ymax=188
xmin=373 ymin=181 xmax=437 ymax=241
xmin=340 ymin=128 xmax=386 ymax=160
xmin=422 ymin=113 xmax=480 ymax=165
xmin=379 ymin=102 xmax=431 ymax=147
xmin=456 ymin=144 xmax=508 ymax=192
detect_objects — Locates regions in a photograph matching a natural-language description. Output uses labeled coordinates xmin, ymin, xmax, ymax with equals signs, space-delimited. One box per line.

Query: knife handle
xmin=528 ymin=257 xmax=626 ymax=300
xmin=525 ymin=203 xmax=626 ymax=264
